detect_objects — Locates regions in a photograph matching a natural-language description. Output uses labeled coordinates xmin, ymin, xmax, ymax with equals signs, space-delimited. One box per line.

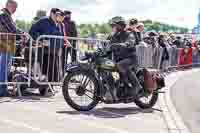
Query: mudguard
xmin=64 ymin=62 xmax=80 ymax=73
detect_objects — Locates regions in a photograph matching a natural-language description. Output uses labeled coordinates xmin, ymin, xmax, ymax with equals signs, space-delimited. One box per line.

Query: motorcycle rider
xmin=107 ymin=16 xmax=142 ymax=102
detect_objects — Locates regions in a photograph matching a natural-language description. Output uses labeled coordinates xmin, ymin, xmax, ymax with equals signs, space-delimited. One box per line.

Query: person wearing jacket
xmin=158 ymin=33 xmax=170 ymax=70
xmin=136 ymin=22 xmax=145 ymax=40
xmin=126 ymin=18 xmax=142 ymax=45
xmin=0 ymin=0 xmax=22 ymax=97
xmin=63 ymin=10 xmax=78 ymax=63
xmin=29 ymin=8 xmax=64 ymax=82
xmin=107 ymin=16 xmax=142 ymax=103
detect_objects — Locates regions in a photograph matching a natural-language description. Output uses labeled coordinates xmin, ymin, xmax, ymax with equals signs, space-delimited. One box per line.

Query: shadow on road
xmin=0 ymin=91 xmax=56 ymax=103
xmin=56 ymin=107 xmax=154 ymax=119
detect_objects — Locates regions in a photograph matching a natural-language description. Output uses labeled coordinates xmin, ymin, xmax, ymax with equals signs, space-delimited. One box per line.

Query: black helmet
xmin=109 ymin=16 xmax=126 ymax=26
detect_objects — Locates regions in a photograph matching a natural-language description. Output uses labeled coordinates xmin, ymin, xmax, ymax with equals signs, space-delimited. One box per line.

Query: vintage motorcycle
xmin=62 ymin=43 xmax=165 ymax=111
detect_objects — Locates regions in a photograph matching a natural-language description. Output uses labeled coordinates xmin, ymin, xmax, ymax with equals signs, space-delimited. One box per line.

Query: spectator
xmin=126 ymin=18 xmax=138 ymax=32
xmin=29 ymin=8 xmax=64 ymax=83
xmin=143 ymin=30 xmax=158 ymax=47
xmin=183 ymin=38 xmax=192 ymax=48
xmin=174 ymin=36 xmax=184 ymax=48
xmin=63 ymin=10 xmax=78 ymax=64
xmin=0 ymin=0 xmax=22 ymax=97
xmin=158 ymin=33 xmax=170 ymax=70
xmin=167 ymin=34 xmax=175 ymax=46
xmin=136 ymin=22 xmax=145 ymax=39
xmin=127 ymin=18 xmax=142 ymax=45
xmin=56 ymin=11 xmax=69 ymax=77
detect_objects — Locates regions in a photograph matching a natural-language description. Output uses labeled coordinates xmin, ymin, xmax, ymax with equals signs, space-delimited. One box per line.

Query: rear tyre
xmin=135 ymin=68 xmax=159 ymax=109
xmin=134 ymin=92 xmax=159 ymax=109
xmin=62 ymin=69 xmax=99 ymax=111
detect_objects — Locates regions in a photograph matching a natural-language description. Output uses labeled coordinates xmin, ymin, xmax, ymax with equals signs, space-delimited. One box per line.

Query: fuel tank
xmin=97 ymin=58 xmax=117 ymax=71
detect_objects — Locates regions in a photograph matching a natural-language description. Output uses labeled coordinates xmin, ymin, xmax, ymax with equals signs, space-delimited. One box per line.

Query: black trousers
xmin=42 ymin=53 xmax=59 ymax=82
xmin=63 ymin=40 xmax=77 ymax=65
xmin=116 ymin=56 xmax=141 ymax=95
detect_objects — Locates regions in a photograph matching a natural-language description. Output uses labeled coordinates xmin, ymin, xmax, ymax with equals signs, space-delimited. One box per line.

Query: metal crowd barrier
xmin=136 ymin=43 xmax=200 ymax=72
xmin=136 ymin=44 xmax=163 ymax=69
xmin=34 ymin=35 xmax=109 ymax=86
xmin=0 ymin=33 xmax=32 ymax=85
xmin=0 ymin=33 xmax=33 ymax=96
xmin=1 ymin=33 xmax=200 ymax=96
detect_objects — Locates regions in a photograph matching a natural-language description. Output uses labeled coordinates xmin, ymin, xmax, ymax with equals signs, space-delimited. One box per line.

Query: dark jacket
xmin=126 ymin=28 xmax=141 ymax=45
xmin=0 ymin=8 xmax=21 ymax=54
xmin=63 ymin=19 xmax=77 ymax=37
xmin=29 ymin=17 xmax=64 ymax=49
xmin=158 ymin=38 xmax=169 ymax=60
xmin=0 ymin=8 xmax=17 ymax=33
xmin=173 ymin=39 xmax=184 ymax=48
xmin=108 ymin=30 xmax=136 ymax=62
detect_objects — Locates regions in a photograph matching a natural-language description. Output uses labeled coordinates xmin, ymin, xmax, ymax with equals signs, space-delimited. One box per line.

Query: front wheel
xmin=134 ymin=92 xmax=159 ymax=109
xmin=62 ymin=69 xmax=99 ymax=111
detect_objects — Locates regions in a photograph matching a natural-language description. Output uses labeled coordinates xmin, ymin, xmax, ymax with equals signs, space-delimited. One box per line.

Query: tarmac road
xmin=0 ymin=89 xmax=168 ymax=133
xmin=171 ymin=71 xmax=200 ymax=133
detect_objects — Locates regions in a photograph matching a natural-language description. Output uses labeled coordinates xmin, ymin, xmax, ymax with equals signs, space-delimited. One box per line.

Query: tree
xmin=98 ymin=23 xmax=111 ymax=34
xmin=180 ymin=28 xmax=189 ymax=33
xmin=16 ymin=20 xmax=31 ymax=32
xmin=33 ymin=10 xmax=47 ymax=23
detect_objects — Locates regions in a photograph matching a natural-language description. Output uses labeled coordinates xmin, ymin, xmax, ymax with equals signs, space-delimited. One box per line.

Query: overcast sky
xmin=0 ymin=0 xmax=200 ymax=28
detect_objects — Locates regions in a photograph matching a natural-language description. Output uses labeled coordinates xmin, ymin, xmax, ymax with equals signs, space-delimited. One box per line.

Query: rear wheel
xmin=134 ymin=92 xmax=158 ymax=109
xmin=62 ymin=69 xmax=99 ymax=111
xmin=135 ymin=69 xmax=159 ymax=109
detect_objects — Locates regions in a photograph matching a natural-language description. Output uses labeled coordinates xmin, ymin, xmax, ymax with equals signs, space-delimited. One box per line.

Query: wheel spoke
xmin=85 ymin=88 xmax=94 ymax=94
xmin=80 ymin=75 xmax=86 ymax=84
xmin=84 ymin=93 xmax=93 ymax=100
xmin=65 ymin=72 xmax=98 ymax=109
xmin=83 ymin=78 xmax=91 ymax=88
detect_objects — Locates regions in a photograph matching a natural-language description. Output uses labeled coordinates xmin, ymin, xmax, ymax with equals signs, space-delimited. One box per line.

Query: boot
xmin=126 ymin=71 xmax=143 ymax=101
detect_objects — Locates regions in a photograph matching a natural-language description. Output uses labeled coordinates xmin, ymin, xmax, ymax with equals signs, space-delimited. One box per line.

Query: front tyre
xmin=62 ymin=69 xmax=99 ymax=111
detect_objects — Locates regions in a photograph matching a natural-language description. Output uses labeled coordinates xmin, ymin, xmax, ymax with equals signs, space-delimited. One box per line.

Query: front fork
xmin=97 ymin=71 xmax=117 ymax=101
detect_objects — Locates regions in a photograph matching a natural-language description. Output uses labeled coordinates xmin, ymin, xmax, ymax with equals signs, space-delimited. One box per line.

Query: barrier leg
xmin=17 ymin=84 xmax=22 ymax=97
xmin=44 ymin=84 xmax=55 ymax=97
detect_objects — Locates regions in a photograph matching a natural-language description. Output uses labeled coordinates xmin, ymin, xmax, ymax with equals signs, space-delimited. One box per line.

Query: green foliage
xmin=98 ymin=23 xmax=111 ymax=34
xmin=15 ymin=20 xmax=32 ymax=32
xmin=15 ymin=10 xmax=189 ymax=37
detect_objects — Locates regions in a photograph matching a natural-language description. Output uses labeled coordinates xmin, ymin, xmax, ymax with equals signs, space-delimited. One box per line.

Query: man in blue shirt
xmin=29 ymin=8 xmax=64 ymax=82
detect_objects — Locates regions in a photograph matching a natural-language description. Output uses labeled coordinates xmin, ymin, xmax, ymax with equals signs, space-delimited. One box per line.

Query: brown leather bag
xmin=143 ymin=69 xmax=158 ymax=93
